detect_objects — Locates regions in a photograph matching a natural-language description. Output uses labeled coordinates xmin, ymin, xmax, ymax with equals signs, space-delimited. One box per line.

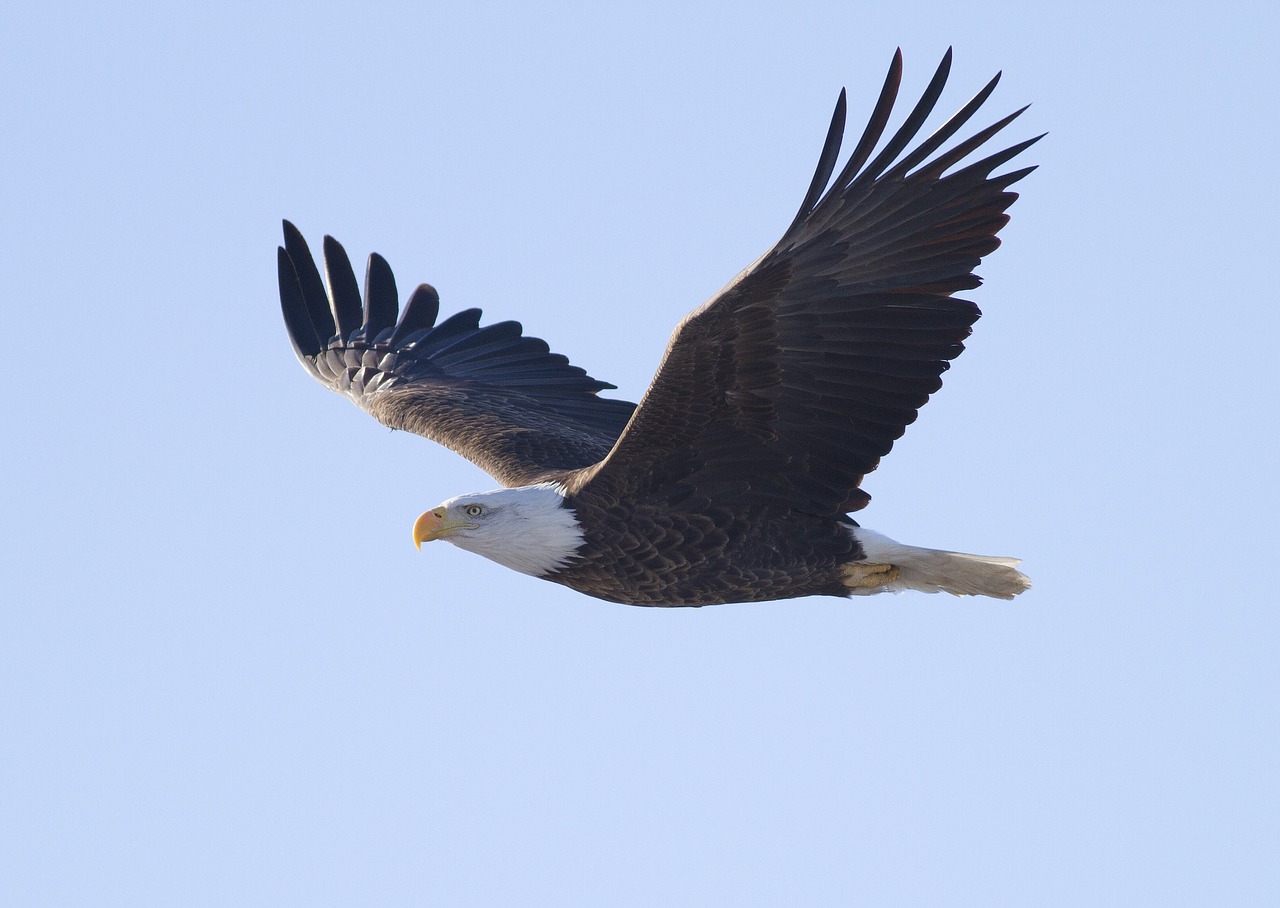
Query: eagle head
xmin=412 ymin=483 xmax=585 ymax=577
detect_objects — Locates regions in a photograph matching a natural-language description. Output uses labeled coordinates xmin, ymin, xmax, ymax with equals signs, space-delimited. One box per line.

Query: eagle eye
xmin=463 ymin=504 xmax=484 ymax=518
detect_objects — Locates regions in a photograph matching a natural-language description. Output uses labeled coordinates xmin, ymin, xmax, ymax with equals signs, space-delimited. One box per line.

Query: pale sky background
xmin=3 ymin=2 xmax=1278 ymax=905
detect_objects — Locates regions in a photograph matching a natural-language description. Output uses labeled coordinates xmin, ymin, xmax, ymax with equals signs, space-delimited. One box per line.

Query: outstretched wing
xmin=571 ymin=49 xmax=1040 ymax=514
xmin=277 ymin=222 xmax=637 ymax=486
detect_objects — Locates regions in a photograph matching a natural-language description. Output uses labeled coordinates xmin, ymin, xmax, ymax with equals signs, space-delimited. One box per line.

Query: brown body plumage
xmin=550 ymin=497 xmax=857 ymax=605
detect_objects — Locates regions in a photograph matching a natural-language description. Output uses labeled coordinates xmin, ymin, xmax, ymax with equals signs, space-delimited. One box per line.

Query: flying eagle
xmin=277 ymin=50 xmax=1037 ymax=607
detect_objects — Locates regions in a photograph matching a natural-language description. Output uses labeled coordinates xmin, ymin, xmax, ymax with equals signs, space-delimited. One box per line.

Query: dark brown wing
xmin=277 ymin=222 xmax=636 ymax=486
xmin=568 ymin=49 xmax=1040 ymax=514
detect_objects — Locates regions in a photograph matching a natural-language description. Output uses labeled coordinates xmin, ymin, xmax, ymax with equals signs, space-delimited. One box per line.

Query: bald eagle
xmin=277 ymin=50 xmax=1037 ymax=606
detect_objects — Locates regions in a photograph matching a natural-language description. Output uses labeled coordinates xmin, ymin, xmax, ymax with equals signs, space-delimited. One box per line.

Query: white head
xmin=412 ymin=482 xmax=584 ymax=576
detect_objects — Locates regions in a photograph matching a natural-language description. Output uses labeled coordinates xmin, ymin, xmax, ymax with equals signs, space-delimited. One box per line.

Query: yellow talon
xmin=841 ymin=562 xmax=900 ymax=589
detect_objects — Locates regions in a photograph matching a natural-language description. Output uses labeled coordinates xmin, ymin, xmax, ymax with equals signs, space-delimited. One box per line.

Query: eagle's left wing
xmin=569 ymin=50 xmax=1040 ymax=516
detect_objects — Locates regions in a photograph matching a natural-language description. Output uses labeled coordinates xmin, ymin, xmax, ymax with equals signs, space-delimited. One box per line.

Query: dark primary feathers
xmin=278 ymin=47 xmax=1039 ymax=522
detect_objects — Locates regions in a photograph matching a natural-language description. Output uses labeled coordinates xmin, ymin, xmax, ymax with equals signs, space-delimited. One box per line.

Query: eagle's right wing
xmin=277 ymin=222 xmax=637 ymax=487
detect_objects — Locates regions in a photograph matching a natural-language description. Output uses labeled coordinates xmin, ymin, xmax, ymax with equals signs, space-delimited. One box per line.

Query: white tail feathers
xmin=847 ymin=527 xmax=1031 ymax=600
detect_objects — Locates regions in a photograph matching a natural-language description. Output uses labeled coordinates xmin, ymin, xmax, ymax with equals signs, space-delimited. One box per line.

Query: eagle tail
xmin=845 ymin=527 xmax=1031 ymax=600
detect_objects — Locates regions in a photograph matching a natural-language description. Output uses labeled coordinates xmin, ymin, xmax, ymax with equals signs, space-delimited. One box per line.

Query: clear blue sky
xmin=3 ymin=2 xmax=1278 ymax=905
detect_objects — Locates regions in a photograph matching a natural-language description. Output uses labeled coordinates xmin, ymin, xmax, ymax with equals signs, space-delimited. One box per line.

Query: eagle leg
xmin=841 ymin=562 xmax=901 ymax=589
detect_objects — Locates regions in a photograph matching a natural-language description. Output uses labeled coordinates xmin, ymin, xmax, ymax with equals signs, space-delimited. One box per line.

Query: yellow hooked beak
xmin=413 ymin=508 xmax=458 ymax=550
